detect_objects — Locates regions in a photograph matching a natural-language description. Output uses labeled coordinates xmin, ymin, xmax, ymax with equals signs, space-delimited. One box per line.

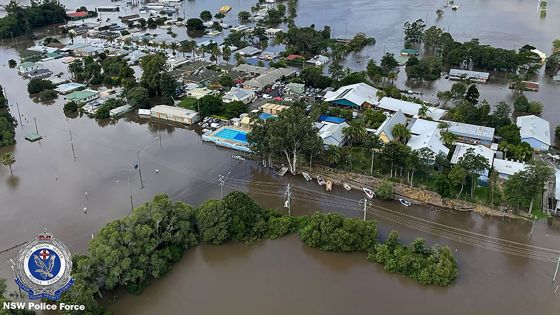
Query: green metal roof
xmin=66 ymin=90 xmax=98 ymax=101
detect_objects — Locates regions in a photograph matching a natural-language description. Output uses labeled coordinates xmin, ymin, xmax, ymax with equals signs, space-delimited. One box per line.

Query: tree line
xmin=51 ymin=191 xmax=457 ymax=314
xmin=0 ymin=0 xmax=67 ymax=39
xmin=0 ymin=85 xmax=16 ymax=147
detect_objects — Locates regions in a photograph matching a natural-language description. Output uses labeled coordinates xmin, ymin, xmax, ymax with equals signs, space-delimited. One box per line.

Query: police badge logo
xmin=13 ymin=229 xmax=74 ymax=300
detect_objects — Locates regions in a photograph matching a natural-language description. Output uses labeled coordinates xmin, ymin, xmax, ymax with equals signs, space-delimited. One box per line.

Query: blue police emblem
xmin=13 ymin=229 xmax=74 ymax=300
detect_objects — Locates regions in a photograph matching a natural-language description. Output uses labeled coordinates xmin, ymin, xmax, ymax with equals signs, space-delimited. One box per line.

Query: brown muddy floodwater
xmin=0 ymin=0 xmax=560 ymax=313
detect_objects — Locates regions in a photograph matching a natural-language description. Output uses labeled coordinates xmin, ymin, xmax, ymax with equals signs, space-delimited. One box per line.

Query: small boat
xmin=277 ymin=166 xmax=289 ymax=176
xmin=343 ymin=183 xmax=351 ymax=191
xmin=451 ymin=5 xmax=459 ymax=10
xmin=317 ymin=175 xmax=326 ymax=186
xmin=232 ymin=155 xmax=245 ymax=161
xmin=302 ymin=172 xmax=312 ymax=181
xmin=363 ymin=188 xmax=375 ymax=199
xmin=399 ymin=198 xmax=412 ymax=207
xmin=325 ymin=181 xmax=332 ymax=191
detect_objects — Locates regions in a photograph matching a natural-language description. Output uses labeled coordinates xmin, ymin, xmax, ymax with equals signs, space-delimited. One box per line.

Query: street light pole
xmin=218 ymin=172 xmax=231 ymax=199
xmin=284 ymin=184 xmax=292 ymax=216
xmin=137 ymin=149 xmax=144 ymax=189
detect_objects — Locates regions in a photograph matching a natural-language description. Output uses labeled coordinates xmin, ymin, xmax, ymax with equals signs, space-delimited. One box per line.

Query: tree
xmin=513 ymin=95 xmax=530 ymax=112
xmin=450 ymin=83 xmax=466 ymax=100
xmin=323 ymin=145 xmax=342 ymax=167
xmin=405 ymin=150 xmax=420 ymax=186
xmin=186 ymin=18 xmax=205 ymax=31
xmin=196 ymin=199 xmax=231 ymax=244
xmin=387 ymin=71 xmax=398 ymax=86
xmin=465 ymin=84 xmax=480 ymax=105
xmin=238 ymin=10 xmax=251 ymax=22
xmin=127 ymin=86 xmax=151 ymax=109
xmin=405 ymin=56 xmax=443 ymax=81
xmin=448 ymin=165 xmax=467 ymax=198
xmin=248 ymin=107 xmax=321 ymax=175
xmin=224 ymin=101 xmax=248 ymax=119
xmin=1 ymin=152 xmax=15 ymax=174
xmin=140 ymin=54 xmax=169 ymax=97
xmin=434 ymin=174 xmax=452 ymax=198
xmin=392 ymin=123 xmax=410 ymax=143
xmin=218 ymin=75 xmax=234 ymax=88
xmin=380 ymin=53 xmax=399 ymax=75
xmin=197 ymin=95 xmax=224 ymax=117
xmin=457 ymin=148 xmax=490 ymax=197
xmin=375 ymin=179 xmax=394 ymax=200
xmin=343 ymin=119 xmax=367 ymax=146
xmin=556 ymin=125 xmax=560 ymax=140
xmin=380 ymin=141 xmax=410 ymax=177
xmin=497 ymin=124 xmax=521 ymax=145
xmin=441 ymin=131 xmax=457 ymax=147
xmin=64 ymin=101 xmax=78 ymax=113
xmin=200 ymin=10 xmax=212 ymax=21
xmin=27 ymin=78 xmax=55 ymax=94
xmin=423 ymin=26 xmax=443 ymax=51
xmin=363 ymin=134 xmax=384 ymax=174
xmin=403 ymin=19 xmax=425 ymax=46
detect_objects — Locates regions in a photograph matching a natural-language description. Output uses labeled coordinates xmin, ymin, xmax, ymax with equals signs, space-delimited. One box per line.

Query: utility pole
xmin=137 ymin=149 xmax=144 ymax=189
xmin=33 ymin=117 xmax=39 ymax=134
xmin=15 ymin=102 xmax=22 ymax=127
xmin=284 ymin=183 xmax=292 ymax=216
xmin=218 ymin=172 xmax=230 ymax=199
xmin=9 ymin=259 xmax=22 ymax=297
xmin=360 ymin=198 xmax=369 ymax=221
xmin=128 ymin=176 xmax=134 ymax=213
xmin=530 ymin=219 xmax=535 ymax=238
xmin=553 ymin=257 xmax=560 ymax=282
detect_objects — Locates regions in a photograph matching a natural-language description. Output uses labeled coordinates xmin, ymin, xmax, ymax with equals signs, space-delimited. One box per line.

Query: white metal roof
xmin=492 ymin=158 xmax=528 ymax=176
xmin=315 ymin=121 xmax=349 ymax=147
xmin=377 ymin=97 xmax=447 ymax=121
xmin=151 ymin=105 xmax=198 ymax=118
xmin=409 ymin=119 xmax=438 ymax=135
xmin=451 ymin=143 xmax=495 ymax=166
xmin=324 ymin=83 xmax=380 ymax=107
xmin=407 ymin=130 xmax=449 ymax=156
xmin=516 ymin=115 xmax=551 ymax=146
xmin=443 ymin=120 xmax=495 ymax=142
xmin=375 ymin=109 xmax=407 ymax=141
xmin=449 ymin=69 xmax=490 ymax=80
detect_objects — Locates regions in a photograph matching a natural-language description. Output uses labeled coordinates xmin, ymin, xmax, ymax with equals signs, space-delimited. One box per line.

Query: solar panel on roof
xmin=336 ymin=88 xmax=353 ymax=99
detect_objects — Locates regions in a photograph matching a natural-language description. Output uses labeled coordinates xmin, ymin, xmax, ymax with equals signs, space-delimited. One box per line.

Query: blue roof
xmin=259 ymin=113 xmax=274 ymax=120
xmin=319 ymin=115 xmax=345 ymax=124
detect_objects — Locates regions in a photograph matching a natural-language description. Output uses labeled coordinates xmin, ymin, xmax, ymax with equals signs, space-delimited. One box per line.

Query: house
xmin=73 ymin=45 xmax=104 ymax=57
xmin=65 ymin=89 xmax=99 ymax=103
xmin=259 ymin=51 xmax=278 ymax=61
xmin=448 ymin=69 xmax=490 ymax=83
xmin=186 ymin=87 xmax=216 ymax=99
xmin=18 ymin=62 xmax=41 ymax=74
xmin=315 ymin=121 xmax=349 ymax=147
xmin=261 ymin=103 xmax=289 ymax=115
xmin=306 ymin=55 xmax=330 ymax=66
xmin=66 ymin=11 xmax=88 ymax=20
xmin=22 ymin=68 xmax=53 ymax=79
xmin=286 ymin=54 xmax=304 ymax=62
xmin=375 ymin=110 xmax=407 ymax=143
xmin=285 ymin=82 xmax=305 ymax=95
xmin=222 ymin=87 xmax=256 ymax=104
xmin=400 ymin=49 xmax=419 ymax=57
xmin=492 ymin=158 xmax=528 ymax=179
xmin=444 ymin=121 xmax=495 ymax=145
xmin=451 ymin=143 xmax=495 ymax=177
xmin=324 ymin=83 xmax=380 ymax=108
xmin=509 ymin=80 xmax=539 ymax=92
xmin=55 ymin=82 xmax=86 ymax=95
xmin=265 ymin=28 xmax=283 ymax=36
xmin=243 ymin=68 xmax=296 ymax=90
xmin=232 ymin=64 xmax=269 ymax=76
xmin=151 ymin=105 xmax=200 ymax=125
xmin=517 ymin=115 xmax=551 ymax=151
xmin=235 ymin=46 xmax=262 ymax=57
xmin=407 ymin=130 xmax=449 ymax=157
xmin=110 ymin=104 xmax=134 ymax=118
xmin=409 ymin=118 xmax=438 ymax=135
xmin=377 ymin=97 xmax=447 ymax=121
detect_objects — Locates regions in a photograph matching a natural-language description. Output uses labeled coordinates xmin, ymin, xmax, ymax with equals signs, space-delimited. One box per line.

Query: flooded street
xmin=0 ymin=0 xmax=560 ymax=313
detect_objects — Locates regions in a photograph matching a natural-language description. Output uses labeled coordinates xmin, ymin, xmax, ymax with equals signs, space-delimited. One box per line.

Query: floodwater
xmin=0 ymin=0 xmax=559 ymax=314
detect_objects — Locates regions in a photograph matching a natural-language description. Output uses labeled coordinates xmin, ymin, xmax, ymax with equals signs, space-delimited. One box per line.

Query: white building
xmin=375 ymin=110 xmax=407 ymax=143
xmin=307 ymin=55 xmax=330 ymax=66
xmin=186 ymin=87 xmax=216 ymax=100
xmin=222 ymin=87 xmax=256 ymax=104
xmin=407 ymin=130 xmax=449 ymax=157
xmin=315 ymin=121 xmax=349 ymax=147
xmin=377 ymin=97 xmax=447 ymax=121
xmin=492 ymin=158 xmax=528 ymax=179
xmin=516 ymin=115 xmax=551 ymax=151
xmin=151 ymin=105 xmax=200 ymax=125
xmin=324 ymin=83 xmax=380 ymax=108
xmin=451 ymin=143 xmax=495 ymax=177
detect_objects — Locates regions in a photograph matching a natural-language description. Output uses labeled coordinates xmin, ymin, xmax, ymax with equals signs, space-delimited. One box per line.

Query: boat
xmin=302 ymin=172 xmax=312 ymax=181
xmin=451 ymin=5 xmax=459 ymax=10
xmin=325 ymin=181 xmax=332 ymax=191
xmin=232 ymin=154 xmax=245 ymax=161
xmin=363 ymin=188 xmax=375 ymax=199
xmin=277 ymin=166 xmax=289 ymax=177
xmin=343 ymin=183 xmax=351 ymax=191
xmin=399 ymin=198 xmax=412 ymax=207
xmin=219 ymin=5 xmax=232 ymax=14
xmin=317 ymin=175 xmax=326 ymax=186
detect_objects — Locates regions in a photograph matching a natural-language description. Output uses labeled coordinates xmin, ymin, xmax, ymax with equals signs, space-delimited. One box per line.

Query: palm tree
xmin=68 ymin=31 xmax=75 ymax=44
xmin=343 ymin=119 xmax=367 ymax=146
xmin=210 ymin=45 xmax=221 ymax=64
xmin=170 ymin=42 xmax=178 ymax=55
xmin=441 ymin=131 xmax=457 ymax=147
xmin=324 ymin=145 xmax=342 ymax=167
xmin=222 ymin=46 xmax=232 ymax=64
xmin=418 ymin=103 xmax=429 ymax=118
xmin=509 ymin=74 xmax=525 ymax=94
xmin=387 ymin=71 xmax=397 ymax=86
xmin=1 ymin=152 xmax=15 ymax=175
xmin=437 ymin=121 xmax=450 ymax=132
xmin=159 ymin=41 xmax=168 ymax=52
xmin=391 ymin=123 xmax=410 ymax=143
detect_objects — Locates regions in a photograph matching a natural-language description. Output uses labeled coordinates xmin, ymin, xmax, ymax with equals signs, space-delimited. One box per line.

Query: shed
xmin=261 ymin=103 xmax=289 ymax=115
xmin=516 ymin=115 xmax=551 ymax=151
xmin=492 ymin=158 xmax=528 ymax=179
xmin=151 ymin=105 xmax=200 ymax=125
xmin=66 ymin=89 xmax=99 ymax=103
xmin=285 ymin=82 xmax=305 ymax=95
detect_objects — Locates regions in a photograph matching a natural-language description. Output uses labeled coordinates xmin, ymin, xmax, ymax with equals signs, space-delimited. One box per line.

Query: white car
xmin=262 ymin=94 xmax=272 ymax=99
